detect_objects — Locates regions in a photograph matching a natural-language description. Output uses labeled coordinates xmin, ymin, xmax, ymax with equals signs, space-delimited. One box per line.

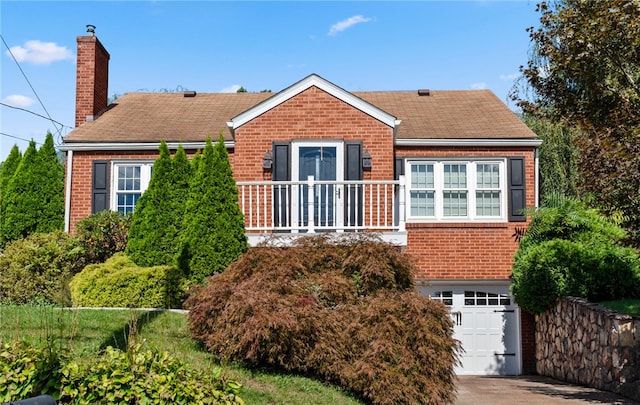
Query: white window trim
xmin=110 ymin=160 xmax=154 ymax=214
xmin=405 ymin=158 xmax=507 ymax=223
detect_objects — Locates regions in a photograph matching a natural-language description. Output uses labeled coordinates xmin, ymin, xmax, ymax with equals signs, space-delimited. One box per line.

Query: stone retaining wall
xmin=536 ymin=297 xmax=640 ymax=401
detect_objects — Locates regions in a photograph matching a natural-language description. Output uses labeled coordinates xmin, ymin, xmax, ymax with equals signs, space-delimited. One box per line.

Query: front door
xmin=292 ymin=141 xmax=344 ymax=231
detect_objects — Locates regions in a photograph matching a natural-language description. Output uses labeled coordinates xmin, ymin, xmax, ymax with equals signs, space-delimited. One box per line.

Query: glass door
xmin=292 ymin=141 xmax=344 ymax=231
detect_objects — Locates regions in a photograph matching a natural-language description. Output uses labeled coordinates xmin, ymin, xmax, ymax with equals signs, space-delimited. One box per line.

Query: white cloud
xmin=499 ymin=73 xmax=518 ymax=81
xmin=2 ymin=94 xmax=35 ymax=107
xmin=328 ymin=15 xmax=373 ymax=36
xmin=220 ymin=84 xmax=242 ymax=93
xmin=471 ymin=82 xmax=487 ymax=90
xmin=7 ymin=40 xmax=73 ymax=65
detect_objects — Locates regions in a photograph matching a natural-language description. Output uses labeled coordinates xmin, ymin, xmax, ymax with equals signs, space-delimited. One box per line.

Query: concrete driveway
xmin=455 ymin=375 xmax=638 ymax=405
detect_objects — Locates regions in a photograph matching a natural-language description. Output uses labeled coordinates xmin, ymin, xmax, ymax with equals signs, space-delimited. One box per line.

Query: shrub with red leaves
xmin=186 ymin=235 xmax=460 ymax=404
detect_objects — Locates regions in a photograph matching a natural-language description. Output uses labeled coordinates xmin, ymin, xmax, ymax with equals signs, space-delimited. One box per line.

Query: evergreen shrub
xmin=186 ymin=235 xmax=460 ymax=405
xmin=0 ymin=231 xmax=86 ymax=306
xmin=511 ymin=194 xmax=640 ymax=313
xmin=178 ymin=135 xmax=247 ymax=284
xmin=70 ymin=253 xmax=185 ymax=308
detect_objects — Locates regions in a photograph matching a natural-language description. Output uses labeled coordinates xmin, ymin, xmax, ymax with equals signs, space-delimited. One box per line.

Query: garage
xmin=419 ymin=283 xmax=521 ymax=375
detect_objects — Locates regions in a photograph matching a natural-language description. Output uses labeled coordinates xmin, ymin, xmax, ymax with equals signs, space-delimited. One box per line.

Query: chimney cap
xmin=418 ymin=89 xmax=430 ymax=96
xmin=86 ymin=24 xmax=96 ymax=35
xmin=183 ymin=90 xmax=197 ymax=97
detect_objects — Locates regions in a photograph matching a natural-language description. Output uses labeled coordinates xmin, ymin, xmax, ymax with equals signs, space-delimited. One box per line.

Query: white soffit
xmin=58 ymin=141 xmax=234 ymax=151
xmin=229 ymin=74 xmax=398 ymax=129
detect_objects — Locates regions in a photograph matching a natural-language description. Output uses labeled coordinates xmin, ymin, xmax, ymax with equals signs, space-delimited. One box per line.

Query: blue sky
xmin=1 ymin=1 xmax=541 ymax=161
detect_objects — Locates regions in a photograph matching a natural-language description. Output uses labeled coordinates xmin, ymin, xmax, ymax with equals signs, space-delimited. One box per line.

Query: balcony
xmin=237 ymin=176 xmax=407 ymax=246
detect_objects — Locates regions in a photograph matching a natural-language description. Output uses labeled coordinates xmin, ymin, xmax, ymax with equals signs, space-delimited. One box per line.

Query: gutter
xmin=394 ymin=138 xmax=543 ymax=147
xmin=64 ymin=150 xmax=73 ymax=233
xmin=58 ymin=141 xmax=235 ymax=152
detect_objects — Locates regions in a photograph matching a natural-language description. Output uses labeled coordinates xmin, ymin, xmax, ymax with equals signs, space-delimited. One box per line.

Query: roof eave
xmin=58 ymin=140 xmax=235 ymax=152
xmin=394 ymin=138 xmax=542 ymax=147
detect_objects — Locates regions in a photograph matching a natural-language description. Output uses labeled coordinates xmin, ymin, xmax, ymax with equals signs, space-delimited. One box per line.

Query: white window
xmin=406 ymin=159 xmax=506 ymax=221
xmin=111 ymin=162 xmax=153 ymax=214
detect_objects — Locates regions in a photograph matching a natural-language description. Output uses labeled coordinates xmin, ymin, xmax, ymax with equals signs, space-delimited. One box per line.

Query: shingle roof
xmin=62 ymin=88 xmax=536 ymax=143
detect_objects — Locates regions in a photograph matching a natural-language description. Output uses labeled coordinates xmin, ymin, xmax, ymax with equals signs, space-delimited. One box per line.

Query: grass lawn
xmin=598 ymin=299 xmax=640 ymax=317
xmin=0 ymin=305 xmax=362 ymax=405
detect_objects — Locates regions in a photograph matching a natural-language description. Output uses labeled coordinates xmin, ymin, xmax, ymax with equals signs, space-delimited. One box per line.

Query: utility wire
xmin=0 ymin=102 xmax=72 ymax=130
xmin=0 ymin=131 xmax=42 ymax=146
xmin=0 ymin=34 xmax=64 ymax=138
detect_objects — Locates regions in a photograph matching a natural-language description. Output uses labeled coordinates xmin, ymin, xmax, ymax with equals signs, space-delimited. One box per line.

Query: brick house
xmin=60 ymin=34 xmax=541 ymax=375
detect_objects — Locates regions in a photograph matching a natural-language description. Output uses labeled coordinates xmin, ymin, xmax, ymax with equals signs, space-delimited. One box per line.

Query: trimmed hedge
xmin=70 ymin=253 xmax=185 ymax=309
xmin=186 ymin=235 xmax=460 ymax=405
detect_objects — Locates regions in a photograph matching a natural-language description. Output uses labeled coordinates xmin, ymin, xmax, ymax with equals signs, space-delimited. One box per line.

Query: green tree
xmin=126 ymin=142 xmax=192 ymax=266
xmin=0 ymin=145 xmax=22 ymax=242
xmin=523 ymin=115 xmax=581 ymax=200
xmin=178 ymin=134 xmax=247 ymax=284
xmin=1 ymin=135 xmax=64 ymax=244
xmin=513 ymin=0 xmax=640 ymax=245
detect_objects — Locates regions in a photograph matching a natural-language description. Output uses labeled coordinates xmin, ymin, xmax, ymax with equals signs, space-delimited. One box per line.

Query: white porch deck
xmin=237 ymin=176 xmax=407 ymax=246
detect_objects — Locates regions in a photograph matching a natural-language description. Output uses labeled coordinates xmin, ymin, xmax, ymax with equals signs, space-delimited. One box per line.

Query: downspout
xmin=534 ymin=147 xmax=539 ymax=208
xmin=64 ymin=150 xmax=73 ymax=233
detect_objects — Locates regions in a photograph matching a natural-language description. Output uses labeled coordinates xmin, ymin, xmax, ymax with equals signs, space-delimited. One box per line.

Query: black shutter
xmin=345 ymin=141 xmax=363 ymax=227
xmin=394 ymin=157 xmax=404 ymax=180
xmin=272 ymin=142 xmax=290 ymax=230
xmin=92 ymin=160 xmax=110 ymax=213
xmin=508 ymin=157 xmax=526 ymax=222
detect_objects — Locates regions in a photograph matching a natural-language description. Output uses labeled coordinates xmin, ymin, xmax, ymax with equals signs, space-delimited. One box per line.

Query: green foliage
xmin=70 ymin=253 xmax=186 ymax=309
xmin=0 ymin=341 xmax=61 ymax=402
xmin=523 ymin=115 xmax=580 ymax=199
xmin=127 ymin=142 xmax=192 ymax=267
xmin=513 ymin=0 xmax=640 ymax=246
xmin=0 ymin=145 xmax=22 ymax=243
xmin=0 ymin=135 xmax=64 ymax=245
xmin=75 ymin=210 xmax=131 ymax=264
xmin=60 ymin=343 xmax=244 ymax=404
xmin=0 ymin=338 xmax=243 ymax=404
xmin=511 ymin=194 xmax=640 ymax=313
xmin=186 ymin=235 xmax=460 ymax=405
xmin=0 ymin=231 xmax=86 ymax=306
xmin=179 ymin=134 xmax=247 ymax=284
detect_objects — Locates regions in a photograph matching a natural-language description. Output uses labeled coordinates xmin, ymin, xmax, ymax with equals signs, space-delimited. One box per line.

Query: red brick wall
xmin=520 ymin=310 xmax=536 ymax=374
xmin=397 ymin=146 xmax=535 ymax=280
xmin=233 ymin=86 xmax=394 ymax=182
xmin=76 ymin=36 xmax=110 ymax=128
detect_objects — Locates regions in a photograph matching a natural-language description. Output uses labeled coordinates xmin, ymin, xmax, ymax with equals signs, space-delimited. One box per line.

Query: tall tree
xmin=523 ymin=115 xmax=581 ymax=200
xmin=126 ymin=141 xmax=177 ymax=266
xmin=178 ymin=134 xmax=247 ymax=284
xmin=513 ymin=0 xmax=640 ymax=244
xmin=1 ymin=134 xmax=64 ymax=243
xmin=0 ymin=145 xmax=22 ymax=242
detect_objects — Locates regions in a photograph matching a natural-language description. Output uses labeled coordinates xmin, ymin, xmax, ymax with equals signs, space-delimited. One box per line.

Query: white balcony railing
xmin=237 ymin=175 xmax=406 ymax=234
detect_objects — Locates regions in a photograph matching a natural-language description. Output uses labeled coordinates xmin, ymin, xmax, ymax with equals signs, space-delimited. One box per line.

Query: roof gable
xmin=228 ymin=74 xmax=398 ymax=129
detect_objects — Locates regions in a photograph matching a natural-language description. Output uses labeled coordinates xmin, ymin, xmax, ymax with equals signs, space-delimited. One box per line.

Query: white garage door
xmin=419 ymin=284 xmax=521 ymax=375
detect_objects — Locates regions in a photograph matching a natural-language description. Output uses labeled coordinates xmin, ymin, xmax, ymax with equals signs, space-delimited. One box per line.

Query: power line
xmin=0 ymin=34 xmax=64 ymax=138
xmin=0 ymin=102 xmax=73 ymax=130
xmin=0 ymin=132 xmax=42 ymax=146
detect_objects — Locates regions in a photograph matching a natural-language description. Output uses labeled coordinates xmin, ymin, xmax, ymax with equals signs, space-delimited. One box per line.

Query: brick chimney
xmin=75 ymin=35 xmax=110 ymax=127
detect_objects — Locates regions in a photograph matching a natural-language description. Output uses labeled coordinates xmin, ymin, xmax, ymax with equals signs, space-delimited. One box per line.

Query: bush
xmin=70 ymin=253 xmax=186 ymax=309
xmin=0 ymin=340 xmax=61 ymax=402
xmin=60 ymin=343 xmax=243 ymax=404
xmin=511 ymin=195 xmax=640 ymax=313
xmin=0 ymin=231 xmax=86 ymax=306
xmin=186 ymin=235 xmax=460 ymax=405
xmin=75 ymin=210 xmax=131 ymax=264
xmin=0 ymin=339 xmax=243 ymax=404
